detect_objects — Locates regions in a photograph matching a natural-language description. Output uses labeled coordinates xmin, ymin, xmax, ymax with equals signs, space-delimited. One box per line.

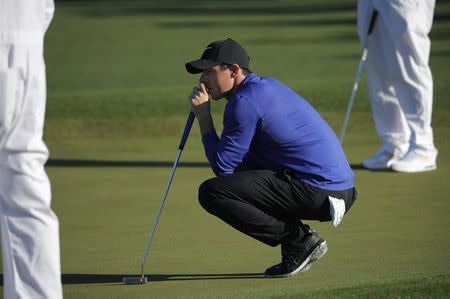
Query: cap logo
xmin=202 ymin=46 xmax=213 ymax=55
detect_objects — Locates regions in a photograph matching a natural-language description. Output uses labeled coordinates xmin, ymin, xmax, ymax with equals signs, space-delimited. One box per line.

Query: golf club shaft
xmin=339 ymin=49 xmax=367 ymax=143
xmin=339 ymin=10 xmax=378 ymax=144
xmin=140 ymin=112 xmax=196 ymax=277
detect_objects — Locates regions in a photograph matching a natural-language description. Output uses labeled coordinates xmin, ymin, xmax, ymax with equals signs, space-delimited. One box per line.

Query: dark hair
xmin=220 ymin=64 xmax=251 ymax=75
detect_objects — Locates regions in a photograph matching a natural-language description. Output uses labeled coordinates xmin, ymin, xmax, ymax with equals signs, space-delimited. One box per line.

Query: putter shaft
xmin=140 ymin=149 xmax=182 ymax=276
xmin=139 ymin=112 xmax=195 ymax=278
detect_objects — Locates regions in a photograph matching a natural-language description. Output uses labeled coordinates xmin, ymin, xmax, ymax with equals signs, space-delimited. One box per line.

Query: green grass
xmin=1 ymin=1 xmax=450 ymax=298
xmin=270 ymin=275 xmax=450 ymax=298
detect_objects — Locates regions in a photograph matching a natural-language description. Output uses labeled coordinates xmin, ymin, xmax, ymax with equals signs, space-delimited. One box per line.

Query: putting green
xmin=1 ymin=1 xmax=449 ymax=298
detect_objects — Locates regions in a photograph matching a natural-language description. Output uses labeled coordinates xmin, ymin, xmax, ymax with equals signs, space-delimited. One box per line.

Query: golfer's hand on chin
xmin=189 ymin=83 xmax=214 ymax=135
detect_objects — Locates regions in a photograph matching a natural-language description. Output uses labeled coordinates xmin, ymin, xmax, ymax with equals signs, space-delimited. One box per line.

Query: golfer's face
xmin=200 ymin=65 xmax=233 ymax=100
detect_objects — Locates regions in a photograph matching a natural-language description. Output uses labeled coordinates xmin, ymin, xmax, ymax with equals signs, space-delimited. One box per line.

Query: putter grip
xmin=367 ymin=10 xmax=379 ymax=35
xmin=179 ymin=112 xmax=196 ymax=150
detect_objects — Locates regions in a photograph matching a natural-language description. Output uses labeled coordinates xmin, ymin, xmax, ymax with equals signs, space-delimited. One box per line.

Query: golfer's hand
xmin=188 ymin=83 xmax=214 ymax=135
xmin=189 ymin=83 xmax=210 ymax=120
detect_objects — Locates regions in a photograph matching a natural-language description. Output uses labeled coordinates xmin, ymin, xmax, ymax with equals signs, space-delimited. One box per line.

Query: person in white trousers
xmin=357 ymin=0 xmax=438 ymax=172
xmin=0 ymin=0 xmax=63 ymax=298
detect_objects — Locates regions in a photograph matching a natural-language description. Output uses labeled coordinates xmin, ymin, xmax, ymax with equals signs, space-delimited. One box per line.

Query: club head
xmin=123 ymin=276 xmax=148 ymax=285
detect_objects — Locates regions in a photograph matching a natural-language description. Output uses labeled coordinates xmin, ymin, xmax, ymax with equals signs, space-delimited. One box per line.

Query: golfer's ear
xmin=229 ymin=64 xmax=240 ymax=77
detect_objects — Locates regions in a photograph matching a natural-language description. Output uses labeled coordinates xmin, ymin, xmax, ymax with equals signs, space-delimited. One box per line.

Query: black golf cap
xmin=185 ymin=38 xmax=250 ymax=74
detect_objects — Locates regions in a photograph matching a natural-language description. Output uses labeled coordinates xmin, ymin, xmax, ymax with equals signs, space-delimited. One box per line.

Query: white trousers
xmin=357 ymin=0 xmax=437 ymax=155
xmin=0 ymin=1 xmax=62 ymax=298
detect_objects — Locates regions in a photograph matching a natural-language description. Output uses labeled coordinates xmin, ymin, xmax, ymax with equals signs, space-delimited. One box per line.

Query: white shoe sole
xmin=265 ymin=241 xmax=328 ymax=278
xmin=391 ymin=164 xmax=436 ymax=173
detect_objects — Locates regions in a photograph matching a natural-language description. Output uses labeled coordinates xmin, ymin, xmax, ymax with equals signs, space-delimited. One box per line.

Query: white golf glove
xmin=329 ymin=196 xmax=346 ymax=227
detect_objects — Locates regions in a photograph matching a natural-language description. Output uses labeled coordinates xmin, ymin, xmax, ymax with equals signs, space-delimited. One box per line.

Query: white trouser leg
xmin=358 ymin=0 xmax=437 ymax=155
xmin=0 ymin=168 xmax=62 ymax=299
xmin=0 ymin=41 xmax=62 ymax=299
xmin=365 ymin=25 xmax=410 ymax=154
xmin=358 ymin=0 xmax=409 ymax=154
xmin=382 ymin=0 xmax=436 ymax=153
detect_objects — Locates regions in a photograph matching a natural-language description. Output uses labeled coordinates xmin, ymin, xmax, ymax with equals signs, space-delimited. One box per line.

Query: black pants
xmin=198 ymin=170 xmax=356 ymax=247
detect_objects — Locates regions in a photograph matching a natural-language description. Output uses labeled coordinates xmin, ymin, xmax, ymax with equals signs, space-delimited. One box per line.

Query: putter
xmin=123 ymin=111 xmax=196 ymax=285
xmin=339 ymin=10 xmax=378 ymax=144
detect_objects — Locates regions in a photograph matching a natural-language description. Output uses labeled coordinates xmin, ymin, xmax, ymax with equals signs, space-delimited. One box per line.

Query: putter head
xmin=123 ymin=276 xmax=148 ymax=284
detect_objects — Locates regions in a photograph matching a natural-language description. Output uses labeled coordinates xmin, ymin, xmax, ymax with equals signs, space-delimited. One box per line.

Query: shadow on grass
xmin=47 ymin=159 xmax=372 ymax=171
xmin=56 ymin=273 xmax=264 ymax=284
xmin=46 ymin=159 xmax=209 ymax=168
xmin=350 ymin=163 xmax=365 ymax=170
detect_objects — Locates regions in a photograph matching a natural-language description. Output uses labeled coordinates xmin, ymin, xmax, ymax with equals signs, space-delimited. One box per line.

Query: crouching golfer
xmin=186 ymin=38 xmax=357 ymax=278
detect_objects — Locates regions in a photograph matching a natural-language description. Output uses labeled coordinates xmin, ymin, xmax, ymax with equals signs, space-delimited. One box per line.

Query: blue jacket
xmin=202 ymin=73 xmax=354 ymax=191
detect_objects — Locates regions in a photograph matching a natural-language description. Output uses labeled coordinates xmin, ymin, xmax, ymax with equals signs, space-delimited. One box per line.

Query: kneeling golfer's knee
xmin=198 ymin=178 xmax=220 ymax=213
